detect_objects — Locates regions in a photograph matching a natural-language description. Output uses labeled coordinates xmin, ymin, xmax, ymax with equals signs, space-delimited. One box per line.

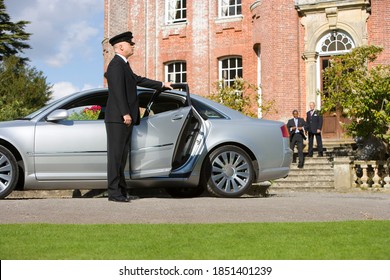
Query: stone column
xmin=302 ymin=51 xmax=318 ymax=108
xmin=333 ymin=157 xmax=352 ymax=190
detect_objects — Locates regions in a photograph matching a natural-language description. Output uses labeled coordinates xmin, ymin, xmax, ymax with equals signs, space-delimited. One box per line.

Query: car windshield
xmin=23 ymin=96 xmax=70 ymax=119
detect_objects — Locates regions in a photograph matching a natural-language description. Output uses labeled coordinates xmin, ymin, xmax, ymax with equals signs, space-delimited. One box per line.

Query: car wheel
xmin=0 ymin=145 xmax=19 ymax=199
xmin=165 ymin=185 xmax=205 ymax=198
xmin=202 ymin=145 xmax=254 ymax=198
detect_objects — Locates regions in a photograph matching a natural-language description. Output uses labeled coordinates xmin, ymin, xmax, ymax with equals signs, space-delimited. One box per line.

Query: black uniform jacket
xmin=105 ymin=55 xmax=163 ymax=125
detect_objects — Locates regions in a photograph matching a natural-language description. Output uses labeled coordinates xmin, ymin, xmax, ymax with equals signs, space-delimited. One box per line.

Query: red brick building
xmin=103 ymin=0 xmax=390 ymax=139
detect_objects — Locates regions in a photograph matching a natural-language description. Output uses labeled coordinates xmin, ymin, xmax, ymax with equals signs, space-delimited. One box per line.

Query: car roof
xmin=27 ymin=86 xmax=250 ymax=122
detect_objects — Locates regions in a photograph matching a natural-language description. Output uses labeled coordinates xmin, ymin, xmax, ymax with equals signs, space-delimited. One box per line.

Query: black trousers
xmin=290 ymin=133 xmax=304 ymax=165
xmin=105 ymin=122 xmax=133 ymax=198
xmin=308 ymin=132 xmax=323 ymax=156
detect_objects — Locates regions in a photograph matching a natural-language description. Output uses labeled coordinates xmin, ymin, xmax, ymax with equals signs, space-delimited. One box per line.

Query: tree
xmin=0 ymin=56 xmax=52 ymax=121
xmin=320 ymin=45 xmax=390 ymax=155
xmin=0 ymin=0 xmax=31 ymax=62
xmin=209 ymin=78 xmax=276 ymax=118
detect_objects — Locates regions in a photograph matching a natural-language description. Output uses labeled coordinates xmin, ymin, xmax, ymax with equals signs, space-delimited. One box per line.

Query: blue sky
xmin=5 ymin=0 xmax=104 ymax=100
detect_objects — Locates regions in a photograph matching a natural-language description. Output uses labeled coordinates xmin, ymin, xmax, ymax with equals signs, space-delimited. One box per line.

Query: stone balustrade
xmin=351 ymin=160 xmax=390 ymax=189
xmin=332 ymin=158 xmax=390 ymax=190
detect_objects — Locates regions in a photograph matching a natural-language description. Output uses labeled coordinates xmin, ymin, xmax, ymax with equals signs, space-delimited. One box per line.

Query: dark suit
xmin=306 ymin=109 xmax=323 ymax=156
xmin=287 ymin=117 xmax=306 ymax=167
xmin=105 ymin=54 xmax=163 ymax=199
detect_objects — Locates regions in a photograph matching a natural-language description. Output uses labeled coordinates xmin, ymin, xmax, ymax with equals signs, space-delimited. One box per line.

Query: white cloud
xmin=45 ymin=21 xmax=99 ymax=67
xmin=51 ymin=82 xmax=102 ymax=101
xmin=5 ymin=0 xmax=103 ymax=67
xmin=52 ymin=82 xmax=80 ymax=100
xmin=4 ymin=0 xmax=104 ymax=96
xmin=81 ymin=84 xmax=96 ymax=91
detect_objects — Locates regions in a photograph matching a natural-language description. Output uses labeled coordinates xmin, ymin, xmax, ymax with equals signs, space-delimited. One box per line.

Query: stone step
xmin=270 ymin=184 xmax=334 ymax=191
xmin=291 ymin=163 xmax=333 ymax=171
xmin=283 ymin=174 xmax=333 ymax=181
xmin=275 ymin=174 xmax=334 ymax=182
xmin=271 ymin=180 xmax=334 ymax=189
xmin=272 ymin=140 xmax=355 ymax=190
xmin=288 ymin=165 xmax=333 ymax=171
xmin=305 ymin=140 xmax=356 ymax=156
xmin=289 ymin=169 xmax=333 ymax=173
xmin=274 ymin=153 xmax=334 ymax=189
xmin=293 ymin=155 xmax=332 ymax=161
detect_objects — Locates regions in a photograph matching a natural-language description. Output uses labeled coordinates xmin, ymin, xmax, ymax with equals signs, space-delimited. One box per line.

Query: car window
xmin=61 ymin=94 xmax=108 ymax=121
xmin=191 ymin=98 xmax=227 ymax=119
xmin=66 ymin=105 xmax=103 ymax=121
xmin=139 ymin=91 xmax=185 ymax=117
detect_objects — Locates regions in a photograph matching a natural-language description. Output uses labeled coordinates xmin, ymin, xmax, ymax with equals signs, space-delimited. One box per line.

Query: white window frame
xmin=165 ymin=61 xmax=187 ymax=83
xmin=219 ymin=56 xmax=243 ymax=87
xmin=315 ymin=31 xmax=355 ymax=107
xmin=165 ymin=0 xmax=187 ymax=24
xmin=219 ymin=0 xmax=242 ymax=18
xmin=317 ymin=31 xmax=355 ymax=56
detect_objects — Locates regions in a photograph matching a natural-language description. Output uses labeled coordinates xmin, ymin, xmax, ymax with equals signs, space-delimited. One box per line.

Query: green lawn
xmin=1 ymin=221 xmax=389 ymax=259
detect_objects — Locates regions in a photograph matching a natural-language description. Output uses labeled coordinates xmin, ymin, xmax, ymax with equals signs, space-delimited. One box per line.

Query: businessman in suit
xmin=287 ymin=110 xmax=306 ymax=168
xmin=105 ymin=31 xmax=172 ymax=202
xmin=306 ymin=102 xmax=324 ymax=157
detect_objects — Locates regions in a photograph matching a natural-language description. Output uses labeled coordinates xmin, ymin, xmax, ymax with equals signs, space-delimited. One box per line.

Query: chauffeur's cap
xmin=109 ymin=31 xmax=134 ymax=46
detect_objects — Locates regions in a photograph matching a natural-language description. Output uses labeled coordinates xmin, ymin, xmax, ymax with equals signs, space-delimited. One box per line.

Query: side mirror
xmin=46 ymin=109 xmax=69 ymax=121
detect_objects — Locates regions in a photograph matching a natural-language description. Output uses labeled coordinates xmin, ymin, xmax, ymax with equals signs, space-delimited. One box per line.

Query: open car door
xmin=130 ymin=84 xmax=193 ymax=179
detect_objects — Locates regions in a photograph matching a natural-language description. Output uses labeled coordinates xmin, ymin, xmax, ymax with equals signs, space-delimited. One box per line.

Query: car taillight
xmin=280 ymin=125 xmax=289 ymax=138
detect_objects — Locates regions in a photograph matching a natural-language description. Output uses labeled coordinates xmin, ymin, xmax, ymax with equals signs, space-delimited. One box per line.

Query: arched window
xmin=317 ymin=31 xmax=355 ymax=91
xmin=165 ymin=61 xmax=187 ymax=83
xmin=318 ymin=31 xmax=354 ymax=55
xmin=219 ymin=56 xmax=243 ymax=87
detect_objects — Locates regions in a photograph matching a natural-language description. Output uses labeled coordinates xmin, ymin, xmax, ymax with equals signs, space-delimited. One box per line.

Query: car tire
xmin=165 ymin=185 xmax=205 ymax=198
xmin=201 ymin=145 xmax=254 ymax=198
xmin=0 ymin=145 xmax=19 ymax=199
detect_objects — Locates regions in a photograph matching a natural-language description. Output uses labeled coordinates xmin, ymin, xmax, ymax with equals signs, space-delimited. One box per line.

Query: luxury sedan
xmin=0 ymin=84 xmax=292 ymax=199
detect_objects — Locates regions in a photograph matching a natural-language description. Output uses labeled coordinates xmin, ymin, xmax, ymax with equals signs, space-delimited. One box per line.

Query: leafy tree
xmin=320 ymin=45 xmax=390 ymax=148
xmin=0 ymin=56 xmax=52 ymax=121
xmin=209 ymin=78 xmax=276 ymax=118
xmin=0 ymin=0 xmax=31 ymax=62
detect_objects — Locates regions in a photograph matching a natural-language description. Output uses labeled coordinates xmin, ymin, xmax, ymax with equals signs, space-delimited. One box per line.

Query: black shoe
xmin=298 ymin=164 xmax=304 ymax=168
xmin=108 ymin=196 xmax=130 ymax=202
xmin=121 ymin=192 xmax=139 ymax=200
xmin=306 ymin=154 xmax=313 ymax=157
xmin=318 ymin=153 xmax=323 ymax=157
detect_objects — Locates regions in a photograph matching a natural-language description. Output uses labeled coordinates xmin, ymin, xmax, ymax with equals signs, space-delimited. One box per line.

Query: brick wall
xmin=104 ymin=0 xmax=389 ymax=122
xmin=104 ymin=0 xmax=258 ymax=104
xmin=368 ymin=0 xmax=390 ymax=65
xmin=251 ymin=0 xmax=304 ymax=121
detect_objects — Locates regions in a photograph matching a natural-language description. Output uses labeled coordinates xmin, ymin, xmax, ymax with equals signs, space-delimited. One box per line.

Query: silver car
xmin=0 ymin=84 xmax=292 ymax=199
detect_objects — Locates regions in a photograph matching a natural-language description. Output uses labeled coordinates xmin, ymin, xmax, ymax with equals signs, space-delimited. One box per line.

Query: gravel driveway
xmin=1 ymin=188 xmax=390 ymax=224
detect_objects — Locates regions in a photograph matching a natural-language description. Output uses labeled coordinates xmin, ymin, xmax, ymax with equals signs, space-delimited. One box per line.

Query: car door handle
xmin=172 ymin=114 xmax=184 ymax=121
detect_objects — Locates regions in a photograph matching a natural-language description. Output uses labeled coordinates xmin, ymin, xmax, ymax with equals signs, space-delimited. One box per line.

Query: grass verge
xmin=1 ymin=221 xmax=389 ymax=259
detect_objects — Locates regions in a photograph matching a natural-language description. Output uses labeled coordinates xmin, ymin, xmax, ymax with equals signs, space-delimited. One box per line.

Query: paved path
xmin=1 ymin=189 xmax=389 ymax=224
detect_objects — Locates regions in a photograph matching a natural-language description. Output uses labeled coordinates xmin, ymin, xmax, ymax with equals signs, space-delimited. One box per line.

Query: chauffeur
xmin=105 ymin=31 xmax=172 ymax=202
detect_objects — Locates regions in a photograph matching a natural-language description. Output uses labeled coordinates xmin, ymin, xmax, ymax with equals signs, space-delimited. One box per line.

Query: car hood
xmin=0 ymin=119 xmax=34 ymax=129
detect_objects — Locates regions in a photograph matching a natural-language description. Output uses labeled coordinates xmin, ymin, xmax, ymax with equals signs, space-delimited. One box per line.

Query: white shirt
xmin=116 ymin=53 xmax=128 ymax=63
